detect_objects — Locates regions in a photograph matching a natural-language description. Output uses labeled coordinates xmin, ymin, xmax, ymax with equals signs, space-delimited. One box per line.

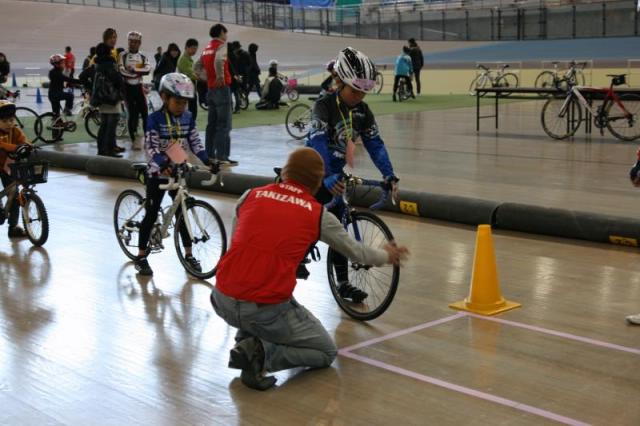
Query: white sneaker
xmin=626 ymin=313 xmax=640 ymax=325
xmin=132 ymin=135 xmax=144 ymax=151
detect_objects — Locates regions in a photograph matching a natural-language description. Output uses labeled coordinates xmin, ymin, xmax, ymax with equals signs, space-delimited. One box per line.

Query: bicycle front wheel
xmin=606 ymin=94 xmax=640 ymax=141
xmin=174 ymin=200 xmax=227 ymax=279
xmin=285 ymin=103 xmax=312 ymax=140
xmin=22 ymin=193 xmax=49 ymax=247
xmin=327 ymin=211 xmax=399 ymax=321
xmin=35 ymin=112 xmax=64 ymax=144
xmin=469 ymin=74 xmax=490 ymax=97
xmin=113 ymin=189 xmax=145 ymax=260
xmin=84 ymin=109 xmax=101 ymax=140
xmin=374 ymin=72 xmax=384 ymax=94
xmin=541 ymin=96 xmax=582 ymax=140
xmin=495 ymin=72 xmax=519 ymax=97
xmin=287 ymin=89 xmax=299 ymax=102
xmin=15 ymin=107 xmax=40 ymax=143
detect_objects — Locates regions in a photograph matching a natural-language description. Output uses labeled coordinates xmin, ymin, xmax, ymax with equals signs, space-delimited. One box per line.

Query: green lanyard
xmin=336 ymin=94 xmax=353 ymax=143
xmin=164 ymin=110 xmax=181 ymax=145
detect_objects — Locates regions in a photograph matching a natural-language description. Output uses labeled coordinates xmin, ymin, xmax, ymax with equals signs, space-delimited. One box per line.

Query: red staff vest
xmin=201 ymin=39 xmax=232 ymax=89
xmin=216 ymin=181 xmax=322 ymax=304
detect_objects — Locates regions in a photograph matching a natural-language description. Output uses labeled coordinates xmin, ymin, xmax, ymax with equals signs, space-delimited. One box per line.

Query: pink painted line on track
xmin=464 ymin=313 xmax=640 ymax=356
xmin=338 ymin=312 xmax=466 ymax=353
xmin=340 ymin=351 xmax=591 ymax=426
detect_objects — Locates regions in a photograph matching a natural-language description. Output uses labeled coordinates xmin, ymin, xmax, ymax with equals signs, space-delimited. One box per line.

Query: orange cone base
xmin=449 ymin=298 xmax=521 ymax=316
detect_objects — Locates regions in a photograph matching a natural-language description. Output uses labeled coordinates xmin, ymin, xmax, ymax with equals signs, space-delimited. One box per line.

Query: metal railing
xmin=19 ymin=0 xmax=640 ymax=40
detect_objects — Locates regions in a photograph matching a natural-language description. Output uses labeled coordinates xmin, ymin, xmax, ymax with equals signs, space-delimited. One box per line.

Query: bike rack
xmin=627 ymin=59 xmax=640 ymax=87
xmin=539 ymin=59 xmax=593 ymax=86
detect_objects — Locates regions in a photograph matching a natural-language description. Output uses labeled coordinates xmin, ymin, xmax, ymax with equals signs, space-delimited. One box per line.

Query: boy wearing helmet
xmin=0 ymin=100 xmax=32 ymax=238
xmin=133 ymin=72 xmax=215 ymax=276
xmin=306 ymin=47 xmax=399 ymax=302
xmin=48 ymin=54 xmax=81 ymax=117
xmin=118 ymin=31 xmax=152 ymax=150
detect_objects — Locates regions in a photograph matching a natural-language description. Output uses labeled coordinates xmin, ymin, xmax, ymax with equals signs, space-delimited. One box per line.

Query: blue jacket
xmin=394 ymin=54 xmax=413 ymax=77
xmin=306 ymin=91 xmax=395 ymax=190
xmin=145 ymin=108 xmax=208 ymax=176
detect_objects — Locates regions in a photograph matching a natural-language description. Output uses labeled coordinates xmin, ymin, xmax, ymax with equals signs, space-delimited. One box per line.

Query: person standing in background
xmin=63 ymin=46 xmax=76 ymax=78
xmin=177 ymin=38 xmax=200 ymax=119
xmin=82 ymin=47 xmax=96 ymax=71
xmin=154 ymin=46 xmax=162 ymax=69
xmin=202 ymin=24 xmax=236 ymax=166
xmin=0 ymin=53 xmax=10 ymax=84
xmin=407 ymin=38 xmax=424 ymax=96
xmin=247 ymin=43 xmax=261 ymax=99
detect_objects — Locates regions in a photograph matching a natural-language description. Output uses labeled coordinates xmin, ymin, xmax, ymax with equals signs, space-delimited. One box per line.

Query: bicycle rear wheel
xmin=534 ymin=71 xmax=555 ymax=96
xmin=541 ymin=96 xmax=582 ymax=140
xmin=287 ymin=89 xmax=299 ymax=102
xmin=84 ymin=109 xmax=101 ymax=140
xmin=35 ymin=112 xmax=64 ymax=144
xmin=113 ymin=189 xmax=145 ymax=260
xmin=21 ymin=193 xmax=49 ymax=247
xmin=606 ymin=94 xmax=640 ymax=141
xmin=174 ymin=199 xmax=227 ymax=279
xmin=327 ymin=211 xmax=399 ymax=321
xmin=15 ymin=107 xmax=39 ymax=143
xmin=285 ymin=103 xmax=312 ymax=140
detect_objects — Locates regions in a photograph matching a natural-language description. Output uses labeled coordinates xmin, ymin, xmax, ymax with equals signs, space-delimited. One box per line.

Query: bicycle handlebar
xmin=324 ymin=174 xmax=392 ymax=211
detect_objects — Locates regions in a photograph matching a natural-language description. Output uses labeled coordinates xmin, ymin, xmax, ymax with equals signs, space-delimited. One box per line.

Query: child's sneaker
xmin=8 ymin=226 xmax=26 ymax=238
xmin=184 ymin=254 xmax=202 ymax=272
xmin=134 ymin=256 xmax=153 ymax=276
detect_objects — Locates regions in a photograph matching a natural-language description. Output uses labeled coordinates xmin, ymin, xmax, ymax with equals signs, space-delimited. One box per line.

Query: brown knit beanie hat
xmin=281 ymin=148 xmax=325 ymax=193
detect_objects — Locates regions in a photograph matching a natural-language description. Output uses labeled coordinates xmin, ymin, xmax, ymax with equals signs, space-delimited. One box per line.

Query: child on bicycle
xmin=48 ymin=54 xmax=81 ymax=117
xmin=307 ymin=47 xmax=400 ymax=302
xmin=393 ymin=46 xmax=414 ymax=102
xmin=134 ymin=72 xmax=216 ymax=276
xmin=0 ymin=100 xmax=31 ymax=238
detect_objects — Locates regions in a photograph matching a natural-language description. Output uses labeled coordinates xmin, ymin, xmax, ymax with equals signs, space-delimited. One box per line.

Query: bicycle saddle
xmin=131 ymin=163 xmax=148 ymax=172
xmin=607 ymin=74 xmax=627 ymax=86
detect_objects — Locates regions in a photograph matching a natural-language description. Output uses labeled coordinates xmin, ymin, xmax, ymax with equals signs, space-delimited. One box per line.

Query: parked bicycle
xmin=113 ymin=162 xmax=227 ymax=280
xmin=0 ymin=145 xmax=49 ymax=246
xmin=534 ymin=60 xmax=586 ymax=93
xmin=0 ymin=86 xmax=40 ymax=143
xmin=275 ymin=168 xmax=399 ymax=321
xmin=541 ymin=74 xmax=640 ymax=141
xmin=468 ymin=64 xmax=519 ymax=97
xmin=285 ymin=103 xmax=312 ymax=140
xmin=278 ymin=76 xmax=298 ymax=102
xmin=35 ymin=92 xmax=126 ymax=143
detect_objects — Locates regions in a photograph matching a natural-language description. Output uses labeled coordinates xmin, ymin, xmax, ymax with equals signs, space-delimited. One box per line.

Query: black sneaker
xmin=134 ymin=256 xmax=153 ymax=276
xmin=184 ymin=255 xmax=202 ymax=272
xmin=338 ymin=282 xmax=368 ymax=303
xmin=8 ymin=226 xmax=27 ymax=238
xmin=230 ymin=337 xmax=276 ymax=391
xmin=225 ymin=159 xmax=239 ymax=167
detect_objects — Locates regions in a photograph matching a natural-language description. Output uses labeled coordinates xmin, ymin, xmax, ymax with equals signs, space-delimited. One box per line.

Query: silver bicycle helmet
xmin=334 ymin=47 xmax=376 ymax=93
xmin=159 ymin=73 xmax=195 ymax=99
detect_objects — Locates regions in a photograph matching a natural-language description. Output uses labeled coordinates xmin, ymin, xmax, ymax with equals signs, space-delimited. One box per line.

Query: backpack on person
xmin=91 ymin=68 xmax=120 ymax=107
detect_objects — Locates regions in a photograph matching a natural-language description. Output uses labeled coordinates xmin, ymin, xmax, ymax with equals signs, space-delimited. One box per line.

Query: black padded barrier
xmin=494 ymin=203 xmax=640 ymax=247
xmin=38 ymin=151 xmax=640 ymax=248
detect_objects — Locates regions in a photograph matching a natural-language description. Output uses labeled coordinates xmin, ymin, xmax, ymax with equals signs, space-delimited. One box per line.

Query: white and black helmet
xmin=127 ymin=31 xmax=142 ymax=41
xmin=334 ymin=47 xmax=377 ymax=93
xmin=159 ymin=73 xmax=195 ymax=99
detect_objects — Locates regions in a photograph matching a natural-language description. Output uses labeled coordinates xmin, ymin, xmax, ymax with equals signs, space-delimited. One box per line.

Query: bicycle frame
xmin=563 ymin=85 xmax=630 ymax=119
xmin=121 ymin=170 xmax=210 ymax=251
xmin=0 ymin=179 xmax=36 ymax=223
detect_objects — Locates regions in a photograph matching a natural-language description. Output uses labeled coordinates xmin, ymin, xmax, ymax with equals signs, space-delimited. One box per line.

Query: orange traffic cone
xmin=449 ymin=225 xmax=521 ymax=315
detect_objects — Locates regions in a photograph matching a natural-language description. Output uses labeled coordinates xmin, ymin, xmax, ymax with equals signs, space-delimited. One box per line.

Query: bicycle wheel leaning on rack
xmin=469 ymin=74 xmax=490 ymax=97
xmin=541 ymin=96 xmax=582 ymax=140
xmin=606 ymin=94 xmax=640 ymax=141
